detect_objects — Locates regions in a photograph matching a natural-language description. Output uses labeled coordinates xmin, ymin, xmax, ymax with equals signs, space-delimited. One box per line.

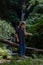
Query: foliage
xmin=26 ymin=4 xmax=43 ymax=26
xmin=0 ymin=0 xmax=43 ymax=27
xmin=26 ymin=4 xmax=43 ymax=33
xmin=26 ymin=17 xmax=43 ymax=33
xmin=26 ymin=17 xmax=43 ymax=48
xmin=0 ymin=0 xmax=20 ymax=27
xmin=0 ymin=20 xmax=15 ymax=39
xmin=28 ymin=32 xmax=43 ymax=49
xmin=0 ymin=56 xmax=43 ymax=65
xmin=0 ymin=1 xmax=43 ymax=64
xmin=26 ymin=4 xmax=43 ymax=49
xmin=0 ymin=47 xmax=12 ymax=60
xmin=0 ymin=47 xmax=10 ymax=56
xmin=29 ymin=0 xmax=43 ymax=4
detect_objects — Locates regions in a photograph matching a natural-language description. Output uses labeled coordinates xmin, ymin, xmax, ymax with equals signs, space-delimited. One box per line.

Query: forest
xmin=0 ymin=0 xmax=43 ymax=65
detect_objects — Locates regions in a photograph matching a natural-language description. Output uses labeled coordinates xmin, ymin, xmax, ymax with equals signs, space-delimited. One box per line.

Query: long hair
xmin=18 ymin=21 xmax=26 ymax=28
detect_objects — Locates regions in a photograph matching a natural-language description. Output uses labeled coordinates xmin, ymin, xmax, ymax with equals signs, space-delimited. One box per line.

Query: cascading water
xmin=21 ymin=9 xmax=25 ymax=21
xmin=21 ymin=4 xmax=32 ymax=21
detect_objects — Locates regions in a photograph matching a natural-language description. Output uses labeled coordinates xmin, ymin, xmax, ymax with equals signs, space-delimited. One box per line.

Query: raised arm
xmin=24 ymin=29 xmax=32 ymax=36
xmin=25 ymin=32 xmax=32 ymax=36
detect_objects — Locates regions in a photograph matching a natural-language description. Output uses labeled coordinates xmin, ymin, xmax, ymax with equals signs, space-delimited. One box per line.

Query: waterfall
xmin=21 ymin=9 xmax=25 ymax=21
xmin=21 ymin=4 xmax=32 ymax=21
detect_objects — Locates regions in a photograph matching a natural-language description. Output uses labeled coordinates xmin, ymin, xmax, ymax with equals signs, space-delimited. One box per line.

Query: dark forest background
xmin=0 ymin=0 xmax=43 ymax=50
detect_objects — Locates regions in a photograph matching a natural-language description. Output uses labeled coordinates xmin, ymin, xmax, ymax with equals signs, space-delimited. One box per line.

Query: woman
xmin=16 ymin=21 xmax=32 ymax=58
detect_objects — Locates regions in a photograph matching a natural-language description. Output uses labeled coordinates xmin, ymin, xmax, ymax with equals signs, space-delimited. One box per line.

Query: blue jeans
xmin=19 ymin=43 xmax=26 ymax=57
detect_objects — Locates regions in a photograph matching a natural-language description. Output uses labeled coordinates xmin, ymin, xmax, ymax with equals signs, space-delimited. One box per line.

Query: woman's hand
xmin=15 ymin=34 xmax=19 ymax=42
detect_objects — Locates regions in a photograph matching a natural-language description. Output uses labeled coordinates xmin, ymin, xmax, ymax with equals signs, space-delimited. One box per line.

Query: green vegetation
xmin=0 ymin=20 xmax=15 ymax=39
xmin=26 ymin=4 xmax=43 ymax=49
xmin=0 ymin=0 xmax=43 ymax=65
xmin=26 ymin=16 xmax=43 ymax=33
xmin=0 ymin=47 xmax=12 ymax=60
xmin=0 ymin=56 xmax=43 ymax=65
xmin=30 ymin=0 xmax=43 ymax=4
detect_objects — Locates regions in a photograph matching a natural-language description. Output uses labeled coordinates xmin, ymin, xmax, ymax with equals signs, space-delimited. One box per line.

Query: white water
xmin=21 ymin=9 xmax=25 ymax=21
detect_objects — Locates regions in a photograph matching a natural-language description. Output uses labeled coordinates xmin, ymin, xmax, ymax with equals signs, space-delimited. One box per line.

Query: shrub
xmin=0 ymin=20 xmax=15 ymax=39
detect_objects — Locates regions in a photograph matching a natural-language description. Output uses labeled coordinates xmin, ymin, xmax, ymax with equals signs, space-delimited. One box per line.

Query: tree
xmin=0 ymin=0 xmax=41 ymax=27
